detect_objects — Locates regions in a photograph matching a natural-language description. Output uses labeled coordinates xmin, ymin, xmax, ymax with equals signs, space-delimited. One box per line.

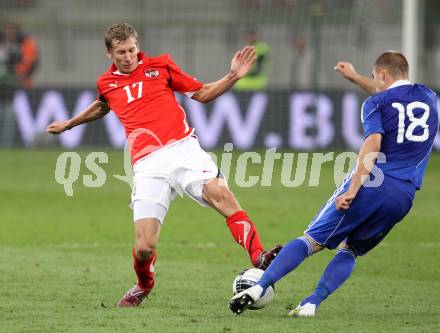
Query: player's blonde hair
xmin=104 ymin=23 xmax=138 ymax=50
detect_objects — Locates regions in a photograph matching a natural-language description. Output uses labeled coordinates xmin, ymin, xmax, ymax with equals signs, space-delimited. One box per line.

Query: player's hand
xmin=46 ymin=121 xmax=70 ymax=134
xmin=230 ymin=45 xmax=256 ymax=79
xmin=335 ymin=191 xmax=356 ymax=210
xmin=334 ymin=61 xmax=358 ymax=81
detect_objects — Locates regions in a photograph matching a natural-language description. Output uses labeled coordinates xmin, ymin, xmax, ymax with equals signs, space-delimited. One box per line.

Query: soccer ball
xmin=232 ymin=268 xmax=274 ymax=309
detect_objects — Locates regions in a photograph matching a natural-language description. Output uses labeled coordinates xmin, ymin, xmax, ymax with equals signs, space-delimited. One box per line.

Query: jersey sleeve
xmin=96 ymin=81 xmax=108 ymax=104
xmin=96 ymin=91 xmax=107 ymax=103
xmin=361 ymin=97 xmax=385 ymax=138
xmin=166 ymin=55 xmax=203 ymax=94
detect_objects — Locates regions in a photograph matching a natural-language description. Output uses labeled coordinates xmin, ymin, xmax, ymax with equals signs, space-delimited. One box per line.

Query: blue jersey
xmin=361 ymin=82 xmax=439 ymax=189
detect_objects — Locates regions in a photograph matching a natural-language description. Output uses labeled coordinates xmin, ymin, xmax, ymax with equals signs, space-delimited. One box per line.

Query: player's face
xmin=107 ymin=37 xmax=139 ymax=74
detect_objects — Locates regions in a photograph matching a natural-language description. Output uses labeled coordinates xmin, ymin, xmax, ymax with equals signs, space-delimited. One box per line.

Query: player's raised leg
xmin=117 ymin=216 xmax=161 ymax=308
xmin=202 ymin=177 xmax=282 ymax=269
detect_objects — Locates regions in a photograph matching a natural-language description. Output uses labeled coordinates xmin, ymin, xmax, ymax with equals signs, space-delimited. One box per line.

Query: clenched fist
xmin=334 ymin=61 xmax=358 ymax=81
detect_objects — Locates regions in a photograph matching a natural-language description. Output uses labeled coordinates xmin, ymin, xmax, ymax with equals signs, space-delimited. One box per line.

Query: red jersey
xmin=96 ymin=52 xmax=203 ymax=164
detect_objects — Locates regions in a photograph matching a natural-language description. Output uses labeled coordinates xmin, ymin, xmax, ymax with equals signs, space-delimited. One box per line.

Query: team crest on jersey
xmin=145 ymin=69 xmax=159 ymax=79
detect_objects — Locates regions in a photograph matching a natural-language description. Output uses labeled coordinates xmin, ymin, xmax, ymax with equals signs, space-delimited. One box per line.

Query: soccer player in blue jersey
xmin=229 ymin=51 xmax=439 ymax=317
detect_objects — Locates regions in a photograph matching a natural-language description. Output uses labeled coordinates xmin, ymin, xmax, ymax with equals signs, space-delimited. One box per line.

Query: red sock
xmin=226 ymin=210 xmax=264 ymax=266
xmin=132 ymin=247 xmax=156 ymax=290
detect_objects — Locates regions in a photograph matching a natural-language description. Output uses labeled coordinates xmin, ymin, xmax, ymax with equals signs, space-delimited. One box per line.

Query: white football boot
xmin=229 ymin=284 xmax=264 ymax=315
xmin=287 ymin=302 xmax=316 ymax=317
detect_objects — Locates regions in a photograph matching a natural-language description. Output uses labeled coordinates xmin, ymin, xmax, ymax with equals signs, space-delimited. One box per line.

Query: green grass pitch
xmin=1 ymin=149 xmax=439 ymax=332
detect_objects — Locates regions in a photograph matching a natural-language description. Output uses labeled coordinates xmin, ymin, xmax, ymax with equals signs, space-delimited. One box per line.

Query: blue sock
xmin=301 ymin=248 xmax=356 ymax=307
xmin=257 ymin=237 xmax=312 ymax=290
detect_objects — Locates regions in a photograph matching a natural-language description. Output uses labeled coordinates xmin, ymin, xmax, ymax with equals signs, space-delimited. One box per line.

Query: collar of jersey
xmin=111 ymin=52 xmax=148 ymax=76
xmin=388 ymin=79 xmax=412 ymax=90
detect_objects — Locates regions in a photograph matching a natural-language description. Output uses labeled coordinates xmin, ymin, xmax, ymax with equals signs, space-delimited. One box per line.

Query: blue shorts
xmin=305 ymin=175 xmax=416 ymax=256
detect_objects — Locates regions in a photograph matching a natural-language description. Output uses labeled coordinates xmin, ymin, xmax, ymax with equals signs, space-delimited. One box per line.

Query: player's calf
xmin=203 ymin=179 xmax=282 ymax=269
xmin=135 ymin=221 xmax=160 ymax=260
xmin=291 ymin=247 xmax=356 ymax=315
xmin=133 ymin=248 xmax=156 ymax=290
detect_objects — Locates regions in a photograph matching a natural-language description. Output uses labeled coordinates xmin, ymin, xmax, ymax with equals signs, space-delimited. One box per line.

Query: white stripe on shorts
xmin=305 ymin=170 xmax=353 ymax=233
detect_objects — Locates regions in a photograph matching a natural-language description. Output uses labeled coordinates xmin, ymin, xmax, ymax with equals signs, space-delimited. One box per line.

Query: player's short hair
xmin=374 ymin=51 xmax=409 ymax=78
xmin=104 ymin=23 xmax=138 ymax=50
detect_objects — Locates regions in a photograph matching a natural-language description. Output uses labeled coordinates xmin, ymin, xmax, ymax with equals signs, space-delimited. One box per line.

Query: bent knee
xmin=337 ymin=242 xmax=357 ymax=257
xmin=303 ymin=234 xmax=324 ymax=254
xmin=337 ymin=242 xmax=350 ymax=250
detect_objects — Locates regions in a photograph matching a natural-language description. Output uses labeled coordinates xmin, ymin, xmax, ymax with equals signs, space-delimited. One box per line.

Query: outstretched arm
xmin=335 ymin=133 xmax=382 ymax=210
xmin=334 ymin=61 xmax=377 ymax=95
xmin=46 ymin=100 xmax=109 ymax=134
xmin=192 ymin=45 xmax=256 ymax=104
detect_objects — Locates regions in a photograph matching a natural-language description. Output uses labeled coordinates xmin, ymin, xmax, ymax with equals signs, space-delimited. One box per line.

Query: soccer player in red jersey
xmin=47 ymin=23 xmax=281 ymax=307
